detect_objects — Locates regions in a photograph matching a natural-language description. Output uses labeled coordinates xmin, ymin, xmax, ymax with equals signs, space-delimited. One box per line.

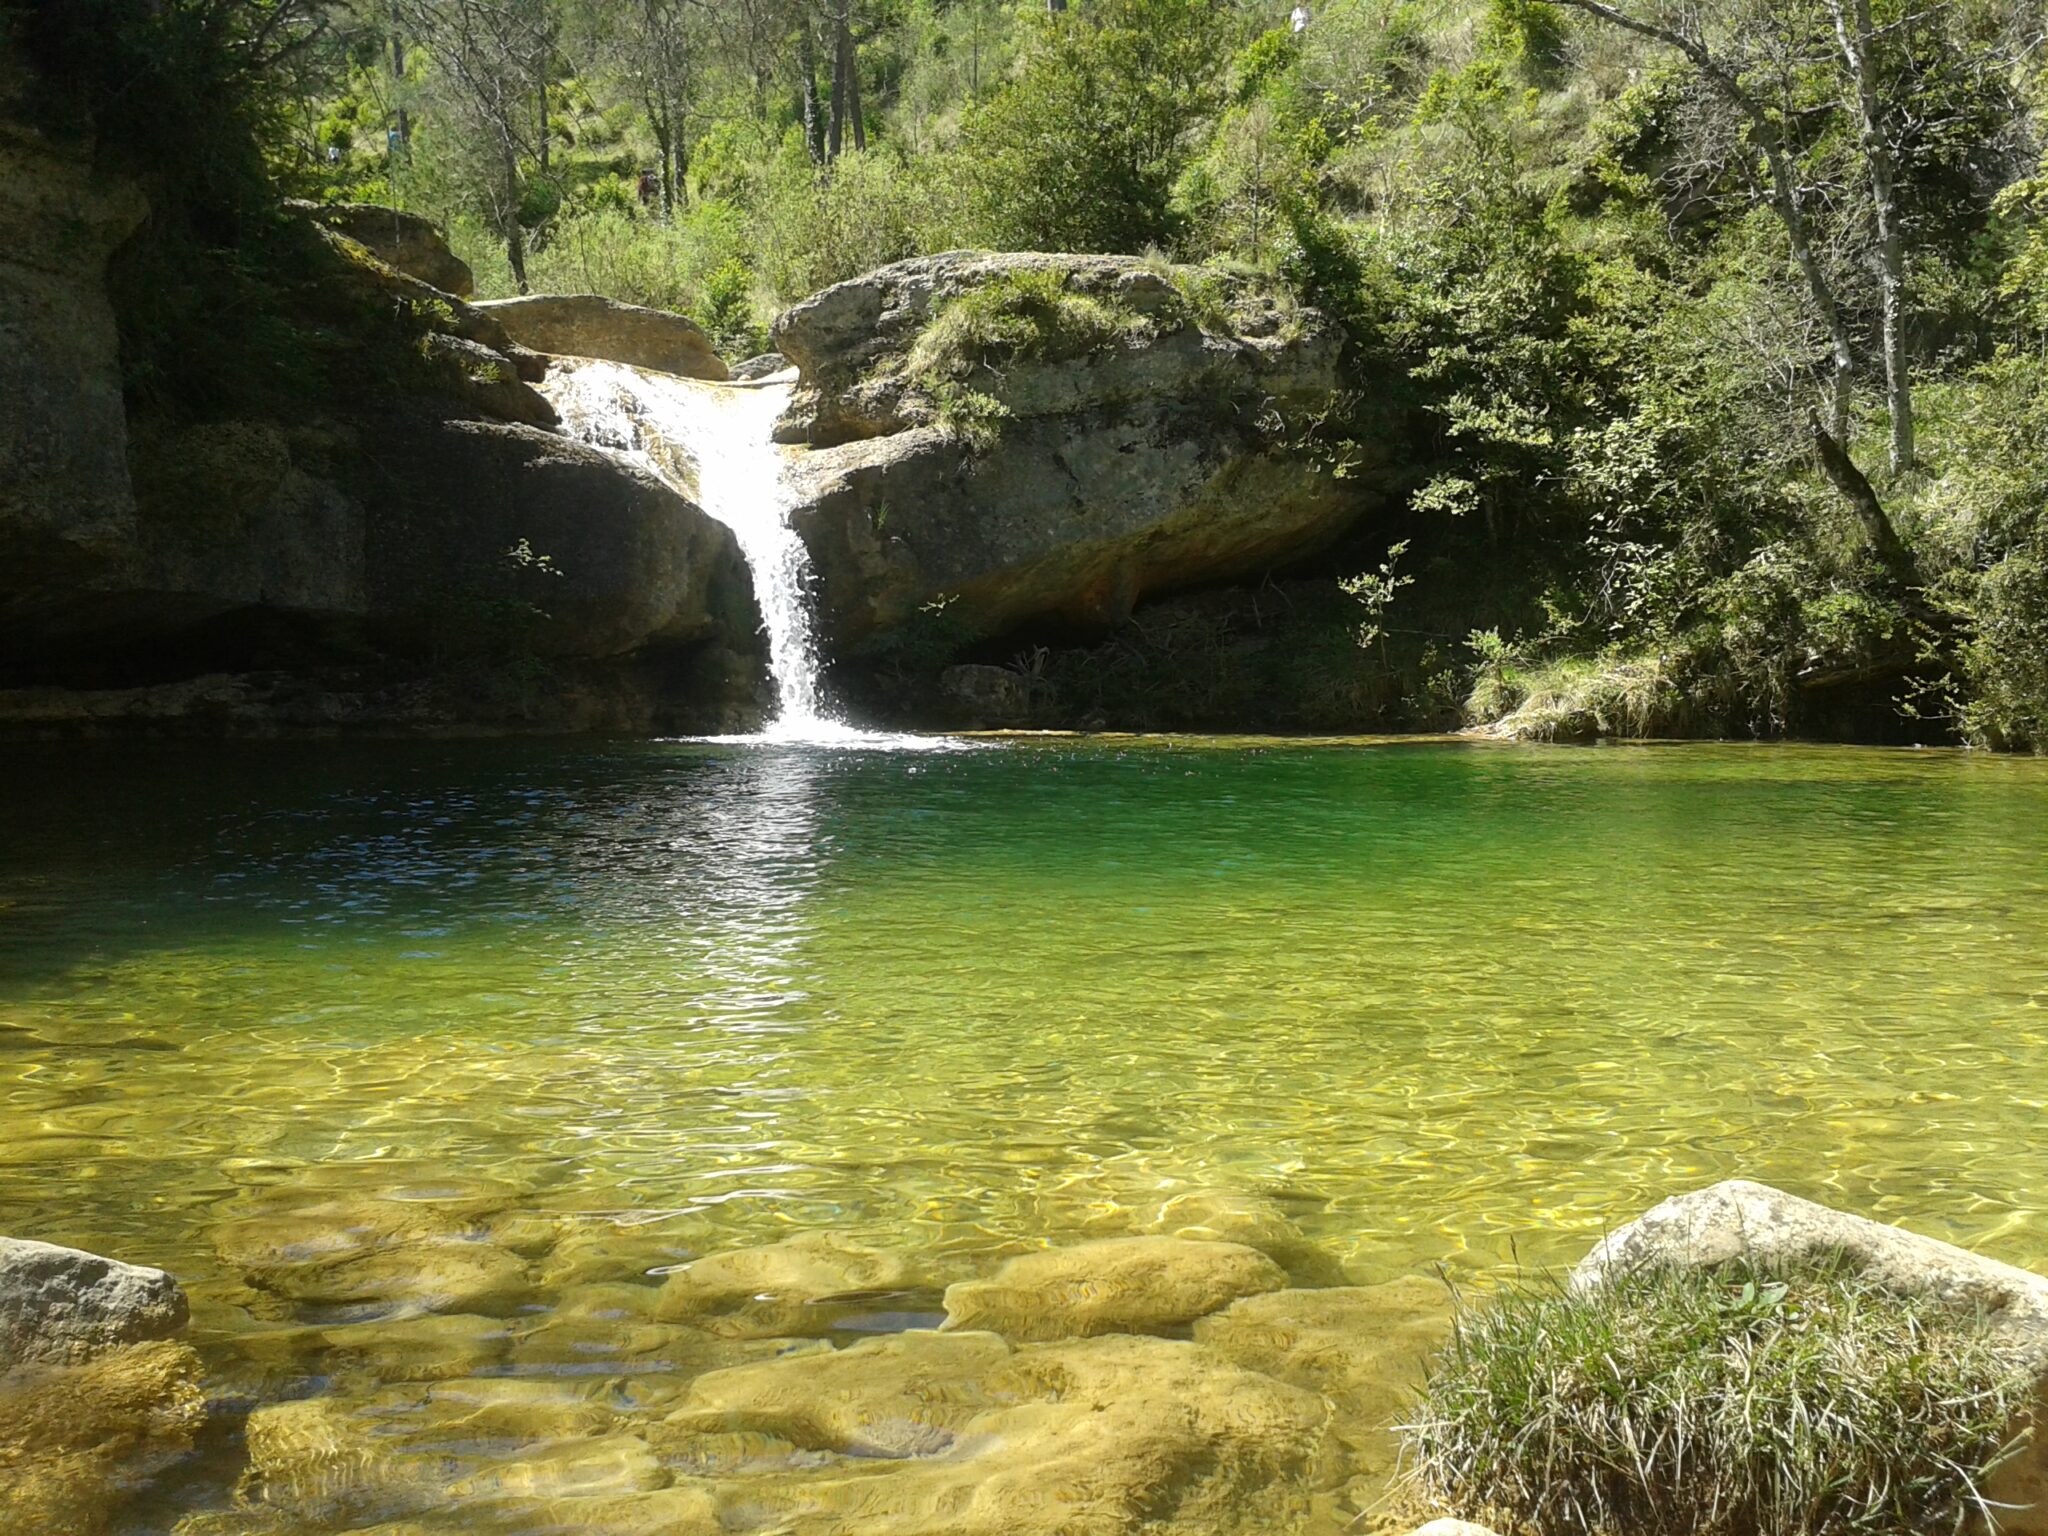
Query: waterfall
xmin=542 ymin=357 xmax=855 ymax=741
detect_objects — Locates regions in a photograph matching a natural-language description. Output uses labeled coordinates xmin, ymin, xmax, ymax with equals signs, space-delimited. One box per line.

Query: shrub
xmin=1402 ymin=1260 xmax=2025 ymax=1536
xmin=1956 ymin=552 xmax=2048 ymax=751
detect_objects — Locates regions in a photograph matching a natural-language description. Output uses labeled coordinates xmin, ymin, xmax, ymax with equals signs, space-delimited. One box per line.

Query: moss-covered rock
xmin=770 ymin=252 xmax=1368 ymax=654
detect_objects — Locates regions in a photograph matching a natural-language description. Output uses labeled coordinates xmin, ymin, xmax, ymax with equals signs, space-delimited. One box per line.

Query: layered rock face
xmin=0 ymin=105 xmax=762 ymax=732
xmin=0 ymin=101 xmax=146 ymax=593
xmin=770 ymin=251 xmax=1365 ymax=649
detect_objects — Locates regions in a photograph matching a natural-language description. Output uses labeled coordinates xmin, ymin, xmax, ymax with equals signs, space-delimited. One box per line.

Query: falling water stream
xmin=543 ymin=357 xmax=876 ymax=743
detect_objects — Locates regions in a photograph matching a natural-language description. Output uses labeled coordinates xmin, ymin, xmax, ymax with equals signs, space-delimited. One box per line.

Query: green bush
xmin=1956 ymin=552 xmax=2048 ymax=751
xmin=959 ymin=0 xmax=1241 ymax=253
xmin=1403 ymin=1260 xmax=2025 ymax=1536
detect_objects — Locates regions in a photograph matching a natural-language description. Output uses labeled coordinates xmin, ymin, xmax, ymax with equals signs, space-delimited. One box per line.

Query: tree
xmin=1542 ymin=0 xmax=1916 ymax=581
xmin=568 ymin=0 xmax=698 ymax=214
xmin=391 ymin=0 xmax=556 ymax=290
xmin=962 ymin=0 xmax=1240 ymax=252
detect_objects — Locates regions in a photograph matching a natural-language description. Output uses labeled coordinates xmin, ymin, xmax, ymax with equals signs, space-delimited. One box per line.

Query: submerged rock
xmin=1196 ymin=1277 xmax=1452 ymax=1523
xmin=1142 ymin=1187 xmax=1350 ymax=1287
xmin=475 ymin=294 xmax=730 ymax=381
xmin=657 ymin=1327 xmax=1329 ymax=1535
xmin=941 ymin=1235 xmax=1287 ymax=1341
xmin=246 ymin=1236 xmax=532 ymax=1319
xmin=240 ymin=1394 xmax=451 ymax=1527
xmin=653 ymin=1231 xmax=921 ymax=1338
xmin=1579 ymin=1179 xmax=2048 ymax=1536
xmin=0 ymin=1340 xmax=206 ymax=1536
xmin=313 ymin=1310 xmax=515 ymax=1382
xmin=0 ymin=1237 xmax=189 ymax=1367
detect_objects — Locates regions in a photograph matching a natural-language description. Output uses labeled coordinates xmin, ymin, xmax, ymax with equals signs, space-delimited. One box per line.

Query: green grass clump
xmin=1401 ymin=1261 xmax=2025 ymax=1536
xmin=1466 ymin=645 xmax=1681 ymax=741
xmin=907 ymin=267 xmax=1148 ymax=383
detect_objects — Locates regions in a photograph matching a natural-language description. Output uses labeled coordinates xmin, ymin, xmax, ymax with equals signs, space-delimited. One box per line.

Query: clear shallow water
xmin=4 ymin=738 xmax=2047 ymax=1531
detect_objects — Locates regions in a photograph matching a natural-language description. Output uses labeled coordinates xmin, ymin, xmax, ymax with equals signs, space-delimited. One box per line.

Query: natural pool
xmin=3 ymin=738 xmax=2047 ymax=1534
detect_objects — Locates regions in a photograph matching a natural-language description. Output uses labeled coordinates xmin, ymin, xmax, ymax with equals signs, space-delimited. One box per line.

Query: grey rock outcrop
xmin=730 ymin=351 xmax=788 ymax=381
xmin=1578 ymin=1179 xmax=2048 ymax=1534
xmin=0 ymin=1237 xmax=189 ymax=1368
xmin=475 ymin=294 xmax=730 ymax=381
xmin=292 ymin=201 xmax=474 ymax=296
xmin=769 ymin=252 xmax=1365 ymax=650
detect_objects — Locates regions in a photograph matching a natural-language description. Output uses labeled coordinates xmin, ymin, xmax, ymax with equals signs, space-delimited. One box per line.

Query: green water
xmin=4 ymin=737 xmax=2047 ymax=1532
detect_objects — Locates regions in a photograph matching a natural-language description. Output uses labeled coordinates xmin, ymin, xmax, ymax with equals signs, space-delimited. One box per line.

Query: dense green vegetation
xmin=19 ymin=0 xmax=2048 ymax=745
xmin=1404 ymin=1260 xmax=2026 ymax=1535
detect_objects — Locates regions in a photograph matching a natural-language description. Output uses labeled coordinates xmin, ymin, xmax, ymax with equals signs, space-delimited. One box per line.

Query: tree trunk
xmin=1830 ymin=0 xmax=1914 ymax=472
xmin=1545 ymin=0 xmax=1911 ymax=563
xmin=536 ymin=77 xmax=551 ymax=175
xmin=502 ymin=147 xmax=528 ymax=292
xmin=649 ymin=96 xmax=675 ymax=217
xmin=827 ymin=3 xmax=850 ymax=160
xmin=1810 ymin=413 xmax=1915 ymax=589
xmin=844 ymin=2 xmax=865 ymax=154
xmin=390 ymin=25 xmax=409 ymax=145
xmin=799 ymin=22 xmax=825 ymax=163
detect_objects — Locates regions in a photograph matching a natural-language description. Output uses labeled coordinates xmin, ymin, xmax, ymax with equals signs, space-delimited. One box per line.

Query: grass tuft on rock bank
xmin=1402 ymin=1259 xmax=2025 ymax=1536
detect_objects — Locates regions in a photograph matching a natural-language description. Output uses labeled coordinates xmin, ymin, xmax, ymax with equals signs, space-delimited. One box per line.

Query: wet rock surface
xmin=1197 ymin=1278 xmax=1452 ymax=1526
xmin=100 ymin=1168 xmax=1449 ymax=1536
xmin=0 ymin=1235 xmax=202 ymax=1536
xmin=655 ymin=1328 xmax=1331 ymax=1535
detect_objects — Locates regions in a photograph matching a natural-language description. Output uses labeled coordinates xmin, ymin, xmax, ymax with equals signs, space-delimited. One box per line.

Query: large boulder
xmin=350 ymin=414 xmax=755 ymax=660
xmin=769 ymin=252 xmax=1365 ymax=650
xmin=475 ymin=294 xmax=730 ymax=381
xmin=292 ymin=200 xmax=474 ymax=296
xmin=1577 ymin=1179 xmax=2048 ymax=1535
xmin=940 ymin=1235 xmax=1287 ymax=1342
xmin=0 ymin=1237 xmax=189 ymax=1367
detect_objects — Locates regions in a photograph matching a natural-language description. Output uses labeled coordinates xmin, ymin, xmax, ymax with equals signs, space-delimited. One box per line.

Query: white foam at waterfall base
xmin=542 ymin=358 xmax=963 ymax=750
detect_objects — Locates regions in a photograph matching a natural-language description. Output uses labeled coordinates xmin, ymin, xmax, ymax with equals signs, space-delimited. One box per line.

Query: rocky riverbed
xmin=8 ymin=1179 xmax=2048 ymax=1536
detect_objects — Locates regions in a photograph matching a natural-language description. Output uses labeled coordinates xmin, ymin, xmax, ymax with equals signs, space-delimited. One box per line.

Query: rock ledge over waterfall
xmin=769 ymin=251 xmax=1369 ymax=651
